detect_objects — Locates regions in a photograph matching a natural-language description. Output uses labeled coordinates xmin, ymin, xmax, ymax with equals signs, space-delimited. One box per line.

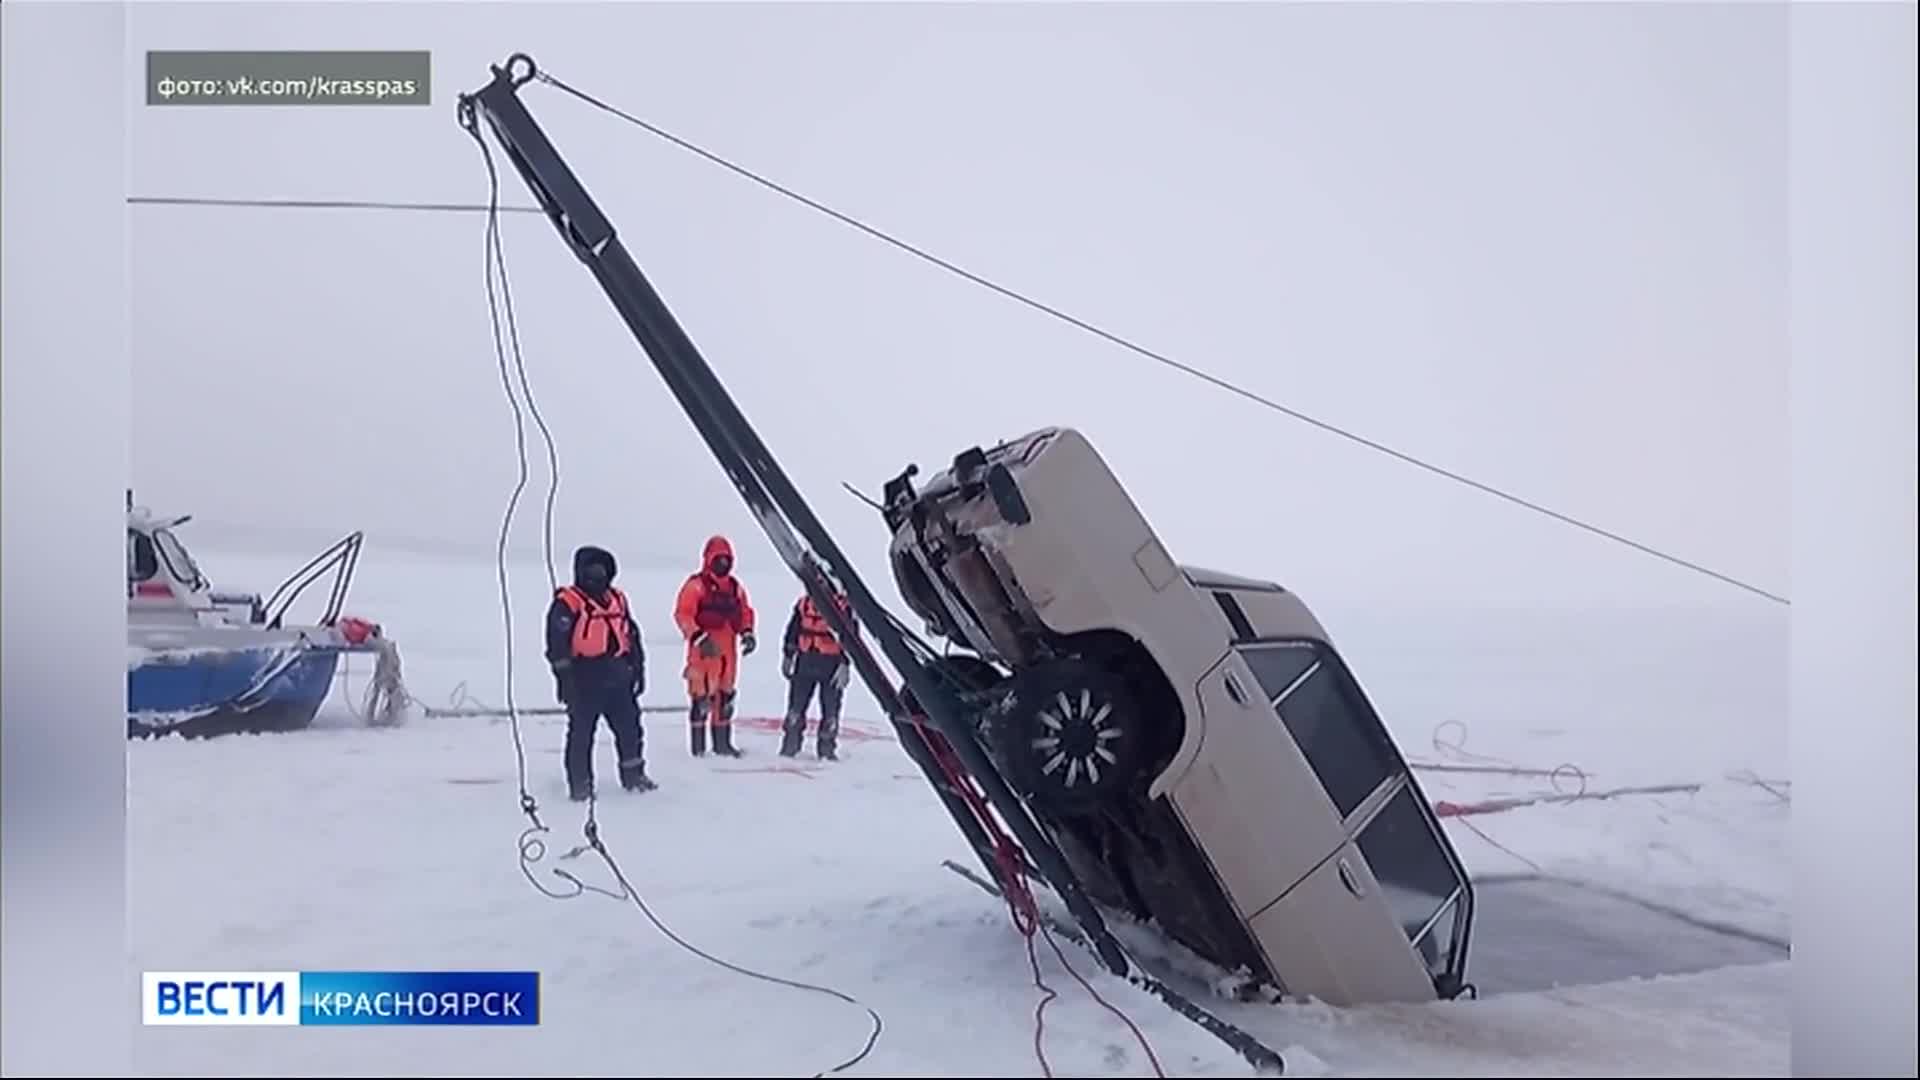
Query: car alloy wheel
xmin=996 ymin=660 xmax=1146 ymax=812
xmin=1032 ymin=687 xmax=1124 ymax=790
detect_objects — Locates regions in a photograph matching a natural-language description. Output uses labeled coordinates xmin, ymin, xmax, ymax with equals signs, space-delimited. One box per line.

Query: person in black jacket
xmin=546 ymin=545 xmax=655 ymax=800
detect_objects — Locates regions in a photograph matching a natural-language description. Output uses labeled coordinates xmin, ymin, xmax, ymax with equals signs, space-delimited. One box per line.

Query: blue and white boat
xmin=126 ymin=492 xmax=408 ymax=739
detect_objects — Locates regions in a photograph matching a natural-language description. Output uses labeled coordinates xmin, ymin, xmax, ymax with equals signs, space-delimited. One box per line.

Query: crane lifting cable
xmin=530 ymin=65 xmax=1787 ymax=610
xmin=457 ymin=52 xmax=1288 ymax=1076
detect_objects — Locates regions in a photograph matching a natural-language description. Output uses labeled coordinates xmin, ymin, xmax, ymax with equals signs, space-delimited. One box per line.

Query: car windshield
xmin=152 ymin=528 xmax=206 ymax=589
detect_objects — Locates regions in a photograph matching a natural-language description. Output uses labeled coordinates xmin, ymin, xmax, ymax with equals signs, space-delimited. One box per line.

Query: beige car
xmin=880 ymin=426 xmax=1475 ymax=1006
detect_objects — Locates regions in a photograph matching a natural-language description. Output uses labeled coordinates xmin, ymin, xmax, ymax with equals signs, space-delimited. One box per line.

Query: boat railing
xmin=261 ymin=531 xmax=365 ymax=631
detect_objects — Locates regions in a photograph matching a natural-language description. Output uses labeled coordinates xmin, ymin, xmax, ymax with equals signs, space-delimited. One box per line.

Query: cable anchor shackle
xmin=495 ymin=53 xmax=538 ymax=88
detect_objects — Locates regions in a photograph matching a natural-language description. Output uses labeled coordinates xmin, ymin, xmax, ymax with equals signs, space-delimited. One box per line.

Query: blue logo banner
xmin=299 ymin=970 xmax=540 ymax=1026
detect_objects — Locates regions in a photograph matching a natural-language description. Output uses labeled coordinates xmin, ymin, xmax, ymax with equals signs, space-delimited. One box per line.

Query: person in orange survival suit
xmin=674 ymin=535 xmax=757 ymax=757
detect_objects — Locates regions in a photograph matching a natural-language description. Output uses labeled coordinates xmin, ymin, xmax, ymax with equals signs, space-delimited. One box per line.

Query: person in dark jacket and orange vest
xmin=780 ymin=584 xmax=857 ymax=760
xmin=546 ymin=544 xmax=655 ymax=800
xmin=673 ymin=535 xmax=756 ymax=757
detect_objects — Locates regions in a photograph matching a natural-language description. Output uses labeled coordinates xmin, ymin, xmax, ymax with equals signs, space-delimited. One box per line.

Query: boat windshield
xmin=152 ymin=528 xmax=206 ymax=590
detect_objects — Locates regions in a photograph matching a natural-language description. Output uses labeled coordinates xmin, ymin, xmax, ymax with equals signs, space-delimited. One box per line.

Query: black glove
xmin=741 ymin=630 xmax=758 ymax=656
xmin=628 ymin=661 xmax=645 ymax=699
xmin=554 ymin=671 xmax=571 ymax=706
xmin=781 ymin=652 xmax=797 ymax=679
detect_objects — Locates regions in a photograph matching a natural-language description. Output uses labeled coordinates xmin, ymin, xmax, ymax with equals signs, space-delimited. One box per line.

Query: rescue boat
xmin=126 ymin=491 xmax=409 ymax=738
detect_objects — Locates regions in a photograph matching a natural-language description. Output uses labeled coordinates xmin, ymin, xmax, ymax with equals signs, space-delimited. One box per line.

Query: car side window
xmin=1355 ymin=783 xmax=1465 ymax=952
xmin=1240 ymin=643 xmax=1316 ymax=699
xmin=1240 ymin=642 xmax=1400 ymax=819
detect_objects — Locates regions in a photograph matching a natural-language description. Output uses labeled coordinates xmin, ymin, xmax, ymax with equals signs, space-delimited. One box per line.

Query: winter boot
xmin=779 ymin=713 xmax=805 ymax=758
xmin=817 ymin=713 xmax=841 ymax=761
xmin=709 ymin=692 xmax=743 ymax=757
xmin=568 ymin=777 xmax=594 ymax=802
xmin=619 ymin=759 xmax=657 ymax=793
xmin=689 ymin=701 xmax=708 ymax=757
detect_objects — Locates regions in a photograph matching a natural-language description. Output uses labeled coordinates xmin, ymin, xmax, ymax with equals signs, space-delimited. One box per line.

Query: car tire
xmin=992 ymin=660 xmax=1148 ymax=812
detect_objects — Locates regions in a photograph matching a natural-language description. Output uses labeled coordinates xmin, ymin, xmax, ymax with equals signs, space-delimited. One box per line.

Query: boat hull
xmin=128 ymin=634 xmax=343 ymax=739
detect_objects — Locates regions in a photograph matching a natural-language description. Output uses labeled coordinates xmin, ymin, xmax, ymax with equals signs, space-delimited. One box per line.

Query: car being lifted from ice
xmin=879 ymin=426 xmax=1476 ymax=1007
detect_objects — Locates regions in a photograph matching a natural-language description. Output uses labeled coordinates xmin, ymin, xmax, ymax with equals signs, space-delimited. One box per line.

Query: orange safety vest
xmin=690 ymin=573 xmax=747 ymax=634
xmin=556 ymin=585 xmax=635 ymax=659
xmin=794 ymin=593 xmax=850 ymax=656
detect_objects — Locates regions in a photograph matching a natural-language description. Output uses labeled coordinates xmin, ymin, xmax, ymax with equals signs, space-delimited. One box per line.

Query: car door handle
xmin=1223 ymin=671 xmax=1248 ymax=705
xmin=1337 ymin=857 xmax=1367 ymax=899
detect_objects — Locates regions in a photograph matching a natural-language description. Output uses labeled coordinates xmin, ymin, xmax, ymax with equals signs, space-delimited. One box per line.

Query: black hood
xmin=572 ymin=545 xmax=618 ymax=585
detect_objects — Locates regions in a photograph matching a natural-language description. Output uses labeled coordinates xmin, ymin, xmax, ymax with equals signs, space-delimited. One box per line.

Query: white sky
xmin=127 ymin=1 xmax=1788 ymax=619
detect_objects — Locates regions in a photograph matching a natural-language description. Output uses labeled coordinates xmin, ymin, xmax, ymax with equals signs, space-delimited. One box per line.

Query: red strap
xmin=908 ymin=711 xmax=1163 ymax=1078
xmin=910 ymin=714 xmax=1038 ymax=932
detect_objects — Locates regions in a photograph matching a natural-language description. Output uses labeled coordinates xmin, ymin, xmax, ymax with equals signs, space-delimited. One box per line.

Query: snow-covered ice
xmin=129 ymin=546 xmax=1790 ymax=1077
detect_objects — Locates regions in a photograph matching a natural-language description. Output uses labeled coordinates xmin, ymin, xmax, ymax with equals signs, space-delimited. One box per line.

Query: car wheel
xmin=992 ymin=661 xmax=1147 ymax=812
